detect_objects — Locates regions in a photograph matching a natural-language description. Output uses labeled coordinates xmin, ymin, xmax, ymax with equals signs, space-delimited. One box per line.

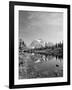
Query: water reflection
xmin=19 ymin=52 xmax=63 ymax=79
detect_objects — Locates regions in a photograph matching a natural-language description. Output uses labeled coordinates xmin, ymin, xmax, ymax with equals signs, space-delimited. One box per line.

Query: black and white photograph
xmin=19 ymin=11 xmax=63 ymax=79
xmin=9 ymin=1 xmax=70 ymax=88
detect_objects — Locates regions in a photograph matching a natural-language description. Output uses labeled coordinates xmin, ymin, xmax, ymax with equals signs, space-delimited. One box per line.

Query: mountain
xmin=29 ymin=39 xmax=45 ymax=49
xmin=29 ymin=39 xmax=53 ymax=49
xmin=45 ymin=42 xmax=53 ymax=47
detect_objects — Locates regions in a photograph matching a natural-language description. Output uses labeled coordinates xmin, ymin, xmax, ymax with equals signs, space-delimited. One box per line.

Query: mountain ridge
xmin=29 ymin=39 xmax=54 ymax=49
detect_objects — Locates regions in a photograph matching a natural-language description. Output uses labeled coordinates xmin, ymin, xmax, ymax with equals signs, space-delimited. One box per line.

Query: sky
xmin=19 ymin=10 xmax=63 ymax=46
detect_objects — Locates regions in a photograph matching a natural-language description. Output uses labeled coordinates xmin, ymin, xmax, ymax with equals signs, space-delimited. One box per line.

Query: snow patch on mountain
xmin=29 ymin=39 xmax=53 ymax=49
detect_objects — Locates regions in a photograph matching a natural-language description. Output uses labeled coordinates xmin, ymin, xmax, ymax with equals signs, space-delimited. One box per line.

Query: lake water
xmin=19 ymin=52 xmax=63 ymax=79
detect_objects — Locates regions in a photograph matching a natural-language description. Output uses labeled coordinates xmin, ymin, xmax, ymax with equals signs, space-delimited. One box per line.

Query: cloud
xmin=19 ymin=11 xmax=63 ymax=45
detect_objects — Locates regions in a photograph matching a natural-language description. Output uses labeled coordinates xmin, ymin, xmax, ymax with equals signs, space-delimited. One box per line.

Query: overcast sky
xmin=19 ymin=10 xmax=63 ymax=46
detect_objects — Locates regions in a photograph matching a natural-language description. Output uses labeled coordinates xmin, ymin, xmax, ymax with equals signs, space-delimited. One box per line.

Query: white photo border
xmin=14 ymin=5 xmax=67 ymax=85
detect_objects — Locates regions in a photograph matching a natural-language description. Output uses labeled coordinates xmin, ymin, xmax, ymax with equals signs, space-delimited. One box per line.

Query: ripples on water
xmin=19 ymin=52 xmax=63 ymax=79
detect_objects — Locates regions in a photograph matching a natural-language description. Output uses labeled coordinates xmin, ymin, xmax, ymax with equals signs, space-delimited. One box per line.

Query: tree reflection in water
xmin=19 ymin=52 xmax=63 ymax=79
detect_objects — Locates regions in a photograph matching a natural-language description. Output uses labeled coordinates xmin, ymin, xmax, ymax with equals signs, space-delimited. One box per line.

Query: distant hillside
xmin=45 ymin=42 xmax=53 ymax=47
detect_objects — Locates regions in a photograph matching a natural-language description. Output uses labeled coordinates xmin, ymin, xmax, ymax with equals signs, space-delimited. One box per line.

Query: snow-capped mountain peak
xmin=29 ymin=39 xmax=53 ymax=49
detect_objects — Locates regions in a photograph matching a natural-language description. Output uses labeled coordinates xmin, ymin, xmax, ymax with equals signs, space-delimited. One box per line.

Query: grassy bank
xmin=23 ymin=47 xmax=63 ymax=57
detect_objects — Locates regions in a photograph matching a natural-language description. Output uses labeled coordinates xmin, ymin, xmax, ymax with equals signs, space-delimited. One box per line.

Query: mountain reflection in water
xmin=19 ymin=52 xmax=63 ymax=79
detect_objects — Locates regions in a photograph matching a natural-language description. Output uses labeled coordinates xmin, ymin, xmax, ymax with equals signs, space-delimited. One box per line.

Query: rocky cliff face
xmin=29 ymin=39 xmax=43 ymax=48
xmin=29 ymin=39 xmax=53 ymax=49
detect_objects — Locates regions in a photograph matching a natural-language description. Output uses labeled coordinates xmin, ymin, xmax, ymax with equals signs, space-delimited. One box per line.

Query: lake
xmin=19 ymin=52 xmax=63 ymax=79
